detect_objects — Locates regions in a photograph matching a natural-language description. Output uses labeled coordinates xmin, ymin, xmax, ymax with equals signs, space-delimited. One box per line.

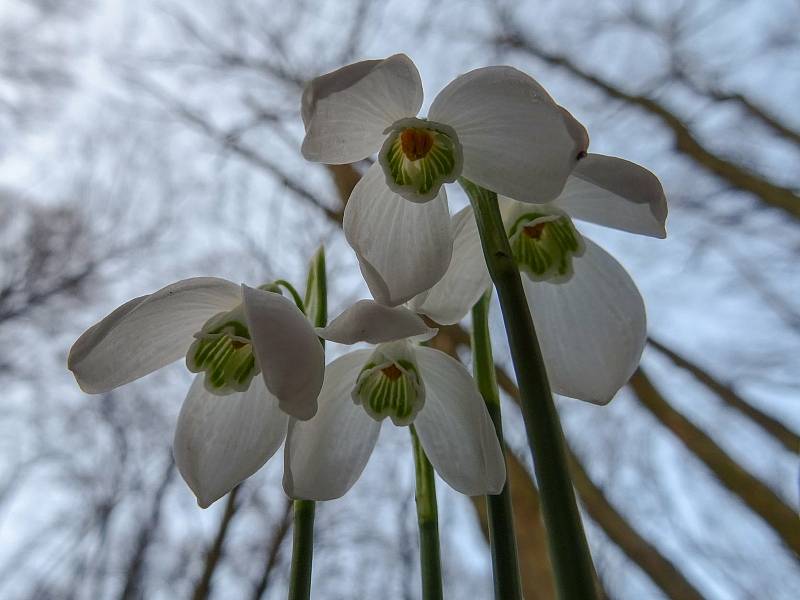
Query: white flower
xmin=68 ymin=278 xmax=325 ymax=507
xmin=409 ymin=154 xmax=668 ymax=405
xmin=301 ymin=54 xmax=587 ymax=307
xmin=282 ymin=300 xmax=506 ymax=500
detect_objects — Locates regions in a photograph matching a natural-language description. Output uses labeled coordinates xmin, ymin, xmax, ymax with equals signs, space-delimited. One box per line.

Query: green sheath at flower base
xmin=186 ymin=305 xmax=259 ymax=395
xmin=508 ymin=210 xmax=585 ymax=283
xmin=379 ymin=118 xmax=462 ymax=203
xmin=353 ymin=346 xmax=425 ymax=426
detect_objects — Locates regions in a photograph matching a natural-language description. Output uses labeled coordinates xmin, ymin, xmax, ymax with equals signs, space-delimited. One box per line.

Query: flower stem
xmin=471 ymin=291 xmax=523 ymax=600
xmin=410 ymin=425 xmax=443 ymax=600
xmin=288 ymin=246 xmax=328 ymax=600
xmin=288 ymin=499 xmax=315 ymax=600
xmin=460 ymin=178 xmax=597 ymax=600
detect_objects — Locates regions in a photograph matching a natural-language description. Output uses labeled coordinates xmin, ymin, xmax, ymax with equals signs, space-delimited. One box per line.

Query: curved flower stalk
xmin=409 ymin=155 xmax=667 ymax=404
xmin=301 ymin=54 xmax=587 ymax=306
xmin=68 ymin=277 xmax=325 ymax=508
xmin=282 ymin=300 xmax=506 ymax=501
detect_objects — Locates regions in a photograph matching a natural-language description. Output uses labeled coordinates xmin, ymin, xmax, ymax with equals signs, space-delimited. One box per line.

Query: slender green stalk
xmin=471 ymin=292 xmax=523 ymax=600
xmin=288 ymin=500 xmax=315 ymax=600
xmin=460 ymin=178 xmax=597 ymax=600
xmin=287 ymin=246 xmax=327 ymax=600
xmin=410 ymin=425 xmax=443 ymax=600
xmin=302 ymin=247 xmax=327 ymax=329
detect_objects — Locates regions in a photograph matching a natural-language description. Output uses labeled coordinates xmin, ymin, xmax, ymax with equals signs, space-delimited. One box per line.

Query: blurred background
xmin=0 ymin=0 xmax=798 ymax=598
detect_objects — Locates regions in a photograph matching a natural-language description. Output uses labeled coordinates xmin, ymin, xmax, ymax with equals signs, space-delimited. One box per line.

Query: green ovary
xmin=508 ymin=212 xmax=584 ymax=282
xmin=354 ymin=359 xmax=423 ymax=426
xmin=186 ymin=309 xmax=259 ymax=395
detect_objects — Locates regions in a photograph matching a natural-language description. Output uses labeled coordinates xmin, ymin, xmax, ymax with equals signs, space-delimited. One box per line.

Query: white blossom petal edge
xmin=284 ymin=307 xmax=504 ymax=500
xmin=68 ymin=277 xmax=325 ymax=507
xmin=174 ymin=374 xmax=288 ymax=508
xmin=317 ymin=299 xmax=436 ymax=344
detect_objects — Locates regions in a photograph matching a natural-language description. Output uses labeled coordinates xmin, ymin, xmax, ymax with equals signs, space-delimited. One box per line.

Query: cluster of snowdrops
xmin=68 ymin=54 xmax=666 ymax=584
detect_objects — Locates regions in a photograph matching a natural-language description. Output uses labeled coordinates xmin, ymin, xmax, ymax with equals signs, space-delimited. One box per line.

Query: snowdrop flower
xmin=68 ymin=278 xmax=324 ymax=507
xmin=301 ymin=54 xmax=587 ymax=306
xmin=409 ymin=154 xmax=668 ymax=404
xmin=282 ymin=300 xmax=505 ymax=500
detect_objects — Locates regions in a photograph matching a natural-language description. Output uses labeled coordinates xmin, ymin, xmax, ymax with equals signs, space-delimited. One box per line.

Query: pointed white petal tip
xmin=283 ymin=350 xmax=381 ymax=500
xmin=344 ymin=162 xmax=453 ymax=306
xmin=317 ymin=300 xmax=436 ymax=345
xmin=241 ymin=285 xmax=324 ymax=421
xmin=68 ymin=278 xmax=242 ymax=394
xmin=301 ymin=54 xmax=424 ymax=164
xmin=557 ymin=154 xmax=667 ymax=238
xmin=525 ymin=238 xmax=647 ymax=404
xmin=413 ymin=347 xmax=506 ymax=495
xmin=174 ymin=375 xmax=288 ymax=509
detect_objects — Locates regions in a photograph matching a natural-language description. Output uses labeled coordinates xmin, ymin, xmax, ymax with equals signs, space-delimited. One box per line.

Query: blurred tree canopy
xmin=0 ymin=1 xmax=797 ymax=599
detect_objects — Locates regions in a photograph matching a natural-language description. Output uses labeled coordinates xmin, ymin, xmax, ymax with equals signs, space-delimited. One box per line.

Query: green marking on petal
xmin=508 ymin=209 xmax=585 ymax=283
xmin=353 ymin=354 xmax=425 ymax=427
xmin=186 ymin=305 xmax=260 ymax=395
xmin=379 ymin=118 xmax=463 ymax=203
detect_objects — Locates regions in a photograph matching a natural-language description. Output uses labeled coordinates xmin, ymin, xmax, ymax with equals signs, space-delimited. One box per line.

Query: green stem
xmin=288 ymin=500 xmax=315 ymax=600
xmin=302 ymin=247 xmax=327 ymax=331
xmin=287 ymin=247 xmax=327 ymax=600
xmin=471 ymin=292 xmax=523 ymax=600
xmin=460 ymin=178 xmax=597 ymax=600
xmin=410 ymin=426 xmax=443 ymax=600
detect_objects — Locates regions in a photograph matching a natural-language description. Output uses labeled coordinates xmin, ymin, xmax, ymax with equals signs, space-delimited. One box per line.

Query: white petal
xmin=525 ymin=238 xmax=647 ymax=404
xmin=554 ymin=154 xmax=667 ymax=238
xmin=429 ymin=66 xmax=580 ymax=202
xmin=413 ymin=347 xmax=506 ymax=495
xmin=68 ymin=278 xmax=242 ymax=394
xmin=318 ymin=300 xmax=435 ymax=344
xmin=283 ymin=350 xmax=381 ymax=500
xmin=242 ymin=285 xmax=324 ymax=421
xmin=173 ymin=374 xmax=288 ymax=508
xmin=301 ymin=54 xmax=423 ymax=164
xmin=344 ymin=162 xmax=453 ymax=306
xmin=558 ymin=106 xmax=590 ymax=156
xmin=408 ymin=206 xmax=491 ymax=325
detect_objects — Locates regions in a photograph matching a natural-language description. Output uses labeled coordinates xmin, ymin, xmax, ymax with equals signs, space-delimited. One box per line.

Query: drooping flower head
xmin=282 ymin=300 xmax=506 ymax=500
xmin=409 ymin=154 xmax=668 ymax=404
xmin=302 ymin=54 xmax=588 ymax=306
xmin=68 ymin=278 xmax=325 ymax=507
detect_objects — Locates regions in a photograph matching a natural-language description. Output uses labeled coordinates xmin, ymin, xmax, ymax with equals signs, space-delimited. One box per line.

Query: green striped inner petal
xmin=186 ymin=306 xmax=260 ymax=395
xmin=379 ymin=118 xmax=462 ymax=203
xmin=508 ymin=211 xmax=585 ymax=283
xmin=353 ymin=358 xmax=424 ymax=426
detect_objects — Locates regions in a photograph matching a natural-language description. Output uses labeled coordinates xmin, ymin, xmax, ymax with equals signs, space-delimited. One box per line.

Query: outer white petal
xmin=344 ymin=162 xmax=453 ymax=306
xmin=409 ymin=206 xmax=491 ymax=325
xmin=429 ymin=66 xmax=580 ymax=202
xmin=318 ymin=300 xmax=436 ymax=344
xmin=301 ymin=54 xmax=423 ymax=164
xmin=173 ymin=374 xmax=288 ymax=508
xmin=525 ymin=238 xmax=647 ymax=404
xmin=283 ymin=350 xmax=381 ymax=500
xmin=413 ymin=347 xmax=506 ymax=495
xmin=554 ymin=154 xmax=667 ymax=238
xmin=241 ymin=285 xmax=324 ymax=421
xmin=68 ymin=278 xmax=242 ymax=394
